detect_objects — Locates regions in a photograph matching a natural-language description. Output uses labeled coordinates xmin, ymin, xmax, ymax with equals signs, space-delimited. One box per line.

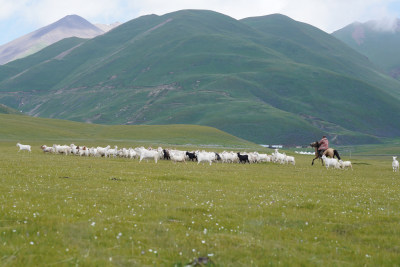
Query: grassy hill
xmin=0 ymin=104 xmax=21 ymax=115
xmin=0 ymin=113 xmax=260 ymax=149
xmin=0 ymin=10 xmax=399 ymax=145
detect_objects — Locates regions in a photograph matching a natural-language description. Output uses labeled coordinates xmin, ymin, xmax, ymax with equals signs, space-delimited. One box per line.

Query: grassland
xmin=1 ymin=114 xmax=399 ymax=266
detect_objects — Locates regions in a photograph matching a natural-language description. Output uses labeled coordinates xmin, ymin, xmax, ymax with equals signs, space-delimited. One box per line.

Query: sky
xmin=1 ymin=0 xmax=400 ymax=46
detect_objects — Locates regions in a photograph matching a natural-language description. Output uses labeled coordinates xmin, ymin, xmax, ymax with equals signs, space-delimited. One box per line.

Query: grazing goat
xmin=393 ymin=156 xmax=399 ymax=172
xmin=237 ymin=152 xmax=250 ymax=164
xmin=339 ymin=160 xmax=353 ymax=170
xmin=322 ymin=155 xmax=340 ymax=169
xmin=16 ymin=143 xmax=31 ymax=152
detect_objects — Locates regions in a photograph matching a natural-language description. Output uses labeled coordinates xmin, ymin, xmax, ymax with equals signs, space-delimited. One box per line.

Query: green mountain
xmin=0 ymin=10 xmax=399 ymax=145
xmin=332 ymin=19 xmax=400 ymax=79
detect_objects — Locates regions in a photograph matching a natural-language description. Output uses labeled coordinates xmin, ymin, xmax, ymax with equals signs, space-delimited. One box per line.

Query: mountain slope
xmin=0 ymin=15 xmax=104 ymax=65
xmin=0 ymin=104 xmax=21 ymax=115
xmin=0 ymin=10 xmax=399 ymax=145
xmin=0 ymin=113 xmax=258 ymax=149
xmin=332 ymin=19 xmax=400 ymax=79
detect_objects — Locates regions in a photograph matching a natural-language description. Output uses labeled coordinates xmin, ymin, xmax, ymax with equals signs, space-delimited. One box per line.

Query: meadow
xmin=0 ymin=115 xmax=399 ymax=266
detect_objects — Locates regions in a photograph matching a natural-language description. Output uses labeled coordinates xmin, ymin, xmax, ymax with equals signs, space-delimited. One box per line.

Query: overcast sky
xmin=1 ymin=0 xmax=400 ymax=45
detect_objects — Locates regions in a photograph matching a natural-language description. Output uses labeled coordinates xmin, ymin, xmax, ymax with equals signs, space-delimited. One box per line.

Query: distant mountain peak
xmin=32 ymin=15 xmax=103 ymax=39
xmin=54 ymin=15 xmax=100 ymax=29
xmin=333 ymin=17 xmax=400 ymax=79
xmin=350 ymin=17 xmax=400 ymax=33
xmin=365 ymin=17 xmax=400 ymax=32
xmin=0 ymin=14 xmax=104 ymax=65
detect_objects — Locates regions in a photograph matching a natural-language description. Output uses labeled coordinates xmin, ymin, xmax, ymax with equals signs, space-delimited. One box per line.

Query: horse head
xmin=309 ymin=141 xmax=319 ymax=148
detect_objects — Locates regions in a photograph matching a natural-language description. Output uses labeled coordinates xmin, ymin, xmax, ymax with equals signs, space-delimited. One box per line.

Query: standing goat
xmin=393 ymin=156 xmax=399 ymax=172
xmin=321 ymin=155 xmax=340 ymax=169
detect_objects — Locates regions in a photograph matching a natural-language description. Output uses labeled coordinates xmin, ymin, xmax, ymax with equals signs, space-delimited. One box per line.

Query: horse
xmin=310 ymin=141 xmax=341 ymax=166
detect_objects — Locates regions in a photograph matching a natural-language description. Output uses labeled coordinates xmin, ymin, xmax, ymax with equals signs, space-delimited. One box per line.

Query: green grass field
xmin=1 ymin=114 xmax=399 ymax=266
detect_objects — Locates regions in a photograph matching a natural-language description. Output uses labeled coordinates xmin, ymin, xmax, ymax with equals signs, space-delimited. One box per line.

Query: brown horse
xmin=310 ymin=141 xmax=341 ymax=165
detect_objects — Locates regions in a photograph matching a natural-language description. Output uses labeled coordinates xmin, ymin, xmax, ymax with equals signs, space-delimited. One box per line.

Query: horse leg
xmin=334 ymin=150 xmax=341 ymax=160
xmin=312 ymin=156 xmax=318 ymax=165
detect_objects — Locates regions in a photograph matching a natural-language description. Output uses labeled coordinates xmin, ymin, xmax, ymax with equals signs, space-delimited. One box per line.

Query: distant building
xmin=260 ymin=145 xmax=283 ymax=149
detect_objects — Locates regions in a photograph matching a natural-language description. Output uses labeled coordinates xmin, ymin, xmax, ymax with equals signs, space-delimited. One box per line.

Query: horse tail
xmin=334 ymin=150 xmax=341 ymax=160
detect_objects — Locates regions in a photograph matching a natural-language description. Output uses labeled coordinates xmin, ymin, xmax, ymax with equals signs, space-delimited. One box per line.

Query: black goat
xmin=237 ymin=152 xmax=250 ymax=164
xmin=163 ymin=149 xmax=170 ymax=160
xmin=186 ymin=151 xmax=197 ymax=161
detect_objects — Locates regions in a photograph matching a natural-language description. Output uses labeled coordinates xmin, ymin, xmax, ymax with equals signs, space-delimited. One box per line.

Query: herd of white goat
xmin=16 ymin=142 xmax=399 ymax=171
xmin=18 ymin=143 xmax=295 ymax=165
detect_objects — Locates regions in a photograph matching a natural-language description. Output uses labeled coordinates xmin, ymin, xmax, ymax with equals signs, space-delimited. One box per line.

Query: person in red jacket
xmin=318 ymin=135 xmax=329 ymax=157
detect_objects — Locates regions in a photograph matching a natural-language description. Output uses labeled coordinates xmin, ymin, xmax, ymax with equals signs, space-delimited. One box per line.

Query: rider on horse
xmin=310 ymin=135 xmax=340 ymax=165
xmin=318 ymin=135 xmax=329 ymax=157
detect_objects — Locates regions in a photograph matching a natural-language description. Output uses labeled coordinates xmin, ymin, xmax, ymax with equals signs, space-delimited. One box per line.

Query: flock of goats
xmin=15 ymin=142 xmax=397 ymax=171
xmin=16 ymin=142 xmax=296 ymax=165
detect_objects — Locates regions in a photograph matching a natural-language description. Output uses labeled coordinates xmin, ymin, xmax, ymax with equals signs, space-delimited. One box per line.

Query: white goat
xmin=196 ymin=151 xmax=217 ymax=165
xmin=53 ymin=144 xmax=71 ymax=155
xmin=322 ymin=155 xmax=340 ymax=169
xmin=137 ymin=147 xmax=162 ymax=163
xmin=88 ymin=147 xmax=97 ymax=157
xmin=220 ymin=151 xmax=238 ymax=163
xmin=284 ymin=155 xmax=296 ymax=165
xmin=78 ymin=146 xmax=89 ymax=156
xmin=256 ymin=152 xmax=270 ymax=163
xmin=16 ymin=143 xmax=31 ymax=152
xmin=70 ymin=144 xmax=78 ymax=155
xmin=170 ymin=150 xmax=186 ymax=163
xmin=96 ymin=145 xmax=110 ymax=157
xmin=106 ymin=146 xmax=118 ymax=158
xmin=40 ymin=145 xmax=54 ymax=153
xmin=128 ymin=148 xmax=137 ymax=159
xmin=393 ymin=156 xmax=399 ymax=172
xmin=339 ymin=160 xmax=353 ymax=170
xmin=272 ymin=149 xmax=285 ymax=164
